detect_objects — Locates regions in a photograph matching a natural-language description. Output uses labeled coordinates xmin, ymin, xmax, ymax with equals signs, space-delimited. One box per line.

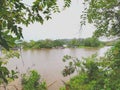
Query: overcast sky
xmin=22 ymin=0 xmax=95 ymax=41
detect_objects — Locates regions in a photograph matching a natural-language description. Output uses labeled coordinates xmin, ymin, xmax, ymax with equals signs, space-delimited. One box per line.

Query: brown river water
xmin=5 ymin=47 xmax=110 ymax=90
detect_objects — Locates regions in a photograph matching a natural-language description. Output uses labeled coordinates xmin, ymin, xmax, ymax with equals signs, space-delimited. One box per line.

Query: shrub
xmin=61 ymin=40 xmax=120 ymax=90
xmin=21 ymin=70 xmax=47 ymax=90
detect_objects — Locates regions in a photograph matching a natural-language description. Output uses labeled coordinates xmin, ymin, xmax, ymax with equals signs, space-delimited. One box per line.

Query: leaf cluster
xmin=62 ymin=55 xmax=81 ymax=77
xmin=0 ymin=0 xmax=71 ymax=50
xmin=21 ymin=70 xmax=47 ymax=90
xmin=61 ymin=40 xmax=120 ymax=90
xmin=82 ymin=0 xmax=120 ymax=38
xmin=0 ymin=49 xmax=19 ymax=85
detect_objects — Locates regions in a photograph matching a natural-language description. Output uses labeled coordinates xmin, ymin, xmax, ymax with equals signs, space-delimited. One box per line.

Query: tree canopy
xmin=1 ymin=0 xmax=120 ymax=89
xmin=0 ymin=0 xmax=71 ymax=50
xmin=60 ymin=0 xmax=120 ymax=90
xmin=1 ymin=0 xmax=119 ymax=50
xmin=82 ymin=0 xmax=120 ymax=38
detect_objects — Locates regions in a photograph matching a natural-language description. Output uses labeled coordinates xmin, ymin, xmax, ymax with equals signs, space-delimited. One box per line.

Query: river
xmin=6 ymin=46 xmax=110 ymax=90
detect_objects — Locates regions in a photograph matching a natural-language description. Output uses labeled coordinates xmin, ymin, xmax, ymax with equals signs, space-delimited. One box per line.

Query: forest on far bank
xmin=0 ymin=0 xmax=120 ymax=90
xmin=17 ymin=37 xmax=108 ymax=49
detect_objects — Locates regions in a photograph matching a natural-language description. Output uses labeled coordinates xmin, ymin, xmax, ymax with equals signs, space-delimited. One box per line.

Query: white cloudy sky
xmin=22 ymin=0 xmax=95 ymax=41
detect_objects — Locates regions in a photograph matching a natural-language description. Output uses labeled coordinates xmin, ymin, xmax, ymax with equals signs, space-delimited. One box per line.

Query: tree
xmin=60 ymin=0 xmax=120 ymax=90
xmin=0 ymin=0 xmax=71 ymax=88
xmin=68 ymin=38 xmax=80 ymax=47
xmin=84 ymin=38 xmax=101 ymax=47
xmin=82 ymin=0 xmax=120 ymax=38
xmin=0 ymin=0 xmax=71 ymax=50
xmin=53 ymin=40 xmax=64 ymax=48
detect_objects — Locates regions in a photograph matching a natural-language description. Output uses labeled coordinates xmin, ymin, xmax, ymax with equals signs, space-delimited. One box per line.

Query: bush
xmin=61 ymin=40 xmax=120 ymax=90
xmin=22 ymin=70 xmax=47 ymax=90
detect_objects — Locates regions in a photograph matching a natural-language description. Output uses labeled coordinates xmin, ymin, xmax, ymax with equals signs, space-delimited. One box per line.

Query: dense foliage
xmin=0 ymin=0 xmax=71 ymax=50
xmin=1 ymin=0 xmax=120 ymax=90
xmin=61 ymin=41 xmax=120 ymax=90
xmin=82 ymin=0 xmax=120 ymax=38
xmin=0 ymin=0 xmax=71 ymax=89
xmin=0 ymin=50 xmax=19 ymax=85
xmin=22 ymin=38 xmax=102 ymax=49
xmin=22 ymin=70 xmax=47 ymax=90
xmin=83 ymin=38 xmax=101 ymax=47
xmin=60 ymin=0 xmax=120 ymax=90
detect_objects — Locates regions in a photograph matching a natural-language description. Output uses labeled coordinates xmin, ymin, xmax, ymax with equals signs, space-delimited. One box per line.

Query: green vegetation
xmin=0 ymin=0 xmax=71 ymax=50
xmin=83 ymin=38 xmax=102 ymax=47
xmin=82 ymin=0 xmax=120 ymax=38
xmin=0 ymin=0 xmax=70 ymax=89
xmin=0 ymin=50 xmax=19 ymax=86
xmin=103 ymin=40 xmax=119 ymax=46
xmin=22 ymin=70 xmax=47 ymax=90
xmin=22 ymin=38 xmax=102 ymax=49
xmin=60 ymin=0 xmax=120 ymax=90
xmin=0 ymin=0 xmax=120 ymax=90
xmin=61 ymin=41 xmax=120 ymax=90
xmin=22 ymin=39 xmax=64 ymax=49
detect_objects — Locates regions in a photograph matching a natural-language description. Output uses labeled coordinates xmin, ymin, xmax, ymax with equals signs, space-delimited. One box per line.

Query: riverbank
xmin=19 ymin=38 xmax=102 ymax=49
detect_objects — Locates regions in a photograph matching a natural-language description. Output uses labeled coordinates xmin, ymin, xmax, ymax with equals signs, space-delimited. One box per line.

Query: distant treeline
xmin=21 ymin=38 xmax=103 ymax=49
